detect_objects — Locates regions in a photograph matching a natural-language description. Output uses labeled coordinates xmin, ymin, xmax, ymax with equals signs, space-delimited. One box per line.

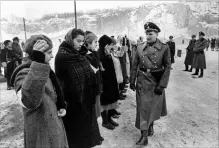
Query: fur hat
xmin=23 ymin=34 xmax=53 ymax=56
xmin=144 ymin=22 xmax=161 ymax=33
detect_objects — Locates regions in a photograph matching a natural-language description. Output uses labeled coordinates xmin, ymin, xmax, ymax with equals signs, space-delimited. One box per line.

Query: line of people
xmin=183 ymin=31 xmax=207 ymax=78
xmin=9 ymin=27 xmax=138 ymax=147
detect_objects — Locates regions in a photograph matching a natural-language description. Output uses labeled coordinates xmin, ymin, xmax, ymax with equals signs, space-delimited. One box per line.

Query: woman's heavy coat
xmin=13 ymin=61 xmax=68 ymax=148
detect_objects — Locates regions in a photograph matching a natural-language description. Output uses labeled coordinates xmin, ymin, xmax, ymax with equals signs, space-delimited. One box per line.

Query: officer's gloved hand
xmin=154 ymin=85 xmax=164 ymax=95
xmin=130 ymin=84 xmax=136 ymax=91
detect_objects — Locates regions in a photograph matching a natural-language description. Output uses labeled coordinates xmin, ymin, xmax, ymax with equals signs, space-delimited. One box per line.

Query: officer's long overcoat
xmin=130 ymin=39 xmax=171 ymax=130
xmin=192 ymin=38 xmax=207 ymax=69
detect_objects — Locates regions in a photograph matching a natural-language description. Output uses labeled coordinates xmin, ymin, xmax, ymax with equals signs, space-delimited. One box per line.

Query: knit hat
xmin=98 ymin=35 xmax=113 ymax=48
xmin=23 ymin=34 xmax=53 ymax=56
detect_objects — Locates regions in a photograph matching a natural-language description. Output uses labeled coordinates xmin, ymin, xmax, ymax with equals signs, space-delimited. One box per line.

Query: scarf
xmin=56 ymin=41 xmax=96 ymax=96
xmin=11 ymin=62 xmax=67 ymax=110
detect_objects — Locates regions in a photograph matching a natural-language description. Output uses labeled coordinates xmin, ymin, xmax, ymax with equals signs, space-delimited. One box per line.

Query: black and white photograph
xmin=0 ymin=0 xmax=218 ymax=147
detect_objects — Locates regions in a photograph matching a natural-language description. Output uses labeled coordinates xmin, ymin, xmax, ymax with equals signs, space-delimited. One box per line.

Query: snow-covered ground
xmin=0 ymin=47 xmax=218 ymax=148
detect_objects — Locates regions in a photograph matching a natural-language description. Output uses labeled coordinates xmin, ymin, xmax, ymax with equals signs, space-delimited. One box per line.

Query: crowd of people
xmin=0 ymin=21 xmax=217 ymax=147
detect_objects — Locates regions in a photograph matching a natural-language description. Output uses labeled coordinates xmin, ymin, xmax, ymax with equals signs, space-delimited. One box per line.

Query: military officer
xmin=191 ymin=31 xmax=207 ymax=78
xmin=130 ymin=22 xmax=171 ymax=146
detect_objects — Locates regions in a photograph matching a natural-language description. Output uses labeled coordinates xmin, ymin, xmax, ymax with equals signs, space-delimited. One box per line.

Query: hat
xmin=23 ymin=34 xmax=53 ymax=56
xmin=98 ymin=35 xmax=113 ymax=48
xmin=144 ymin=22 xmax=161 ymax=33
xmin=192 ymin=35 xmax=196 ymax=38
xmin=169 ymin=36 xmax=173 ymax=39
xmin=13 ymin=37 xmax=19 ymax=41
xmin=199 ymin=31 xmax=205 ymax=36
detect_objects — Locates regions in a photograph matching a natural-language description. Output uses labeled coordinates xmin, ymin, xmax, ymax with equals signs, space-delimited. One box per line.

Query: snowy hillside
xmin=1 ymin=1 xmax=218 ymax=42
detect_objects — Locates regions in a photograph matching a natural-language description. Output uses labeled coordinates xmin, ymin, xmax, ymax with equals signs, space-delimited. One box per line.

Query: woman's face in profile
xmin=73 ymin=35 xmax=84 ymax=51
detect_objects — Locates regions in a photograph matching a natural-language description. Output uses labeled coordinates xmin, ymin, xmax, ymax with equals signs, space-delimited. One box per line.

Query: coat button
xmin=155 ymin=66 xmax=157 ymax=68
xmin=143 ymin=61 xmax=144 ymax=63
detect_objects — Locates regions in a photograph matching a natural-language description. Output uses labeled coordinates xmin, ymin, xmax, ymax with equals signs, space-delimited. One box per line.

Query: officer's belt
xmin=139 ymin=67 xmax=164 ymax=73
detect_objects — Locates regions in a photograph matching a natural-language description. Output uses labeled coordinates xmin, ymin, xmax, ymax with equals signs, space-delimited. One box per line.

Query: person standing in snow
xmin=1 ymin=40 xmax=17 ymax=90
xmin=12 ymin=37 xmax=23 ymax=65
xmin=130 ymin=22 xmax=171 ymax=146
xmin=166 ymin=36 xmax=175 ymax=69
xmin=55 ymin=28 xmax=96 ymax=148
xmin=183 ymin=35 xmax=196 ymax=72
xmin=10 ymin=35 xmax=68 ymax=148
xmin=80 ymin=31 xmax=104 ymax=146
xmin=191 ymin=31 xmax=207 ymax=78
xmin=98 ymin=35 xmax=120 ymax=130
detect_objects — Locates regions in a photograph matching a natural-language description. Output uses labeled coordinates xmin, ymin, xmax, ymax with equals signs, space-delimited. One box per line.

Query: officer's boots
xmin=136 ymin=130 xmax=148 ymax=146
xmin=148 ymin=122 xmax=154 ymax=136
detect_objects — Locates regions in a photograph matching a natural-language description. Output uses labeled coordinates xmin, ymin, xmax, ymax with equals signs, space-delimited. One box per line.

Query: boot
xmin=108 ymin=110 xmax=119 ymax=127
xmin=101 ymin=111 xmax=115 ymax=130
xmin=192 ymin=69 xmax=199 ymax=75
xmin=136 ymin=130 xmax=148 ymax=146
xmin=188 ymin=66 xmax=193 ymax=72
xmin=198 ymin=69 xmax=203 ymax=78
xmin=148 ymin=122 xmax=154 ymax=137
xmin=109 ymin=109 xmax=120 ymax=118
xmin=183 ymin=65 xmax=189 ymax=71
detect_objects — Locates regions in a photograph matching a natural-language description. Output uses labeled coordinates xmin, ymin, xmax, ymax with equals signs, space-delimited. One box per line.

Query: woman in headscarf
xmin=55 ymin=28 xmax=96 ymax=148
xmin=80 ymin=31 xmax=104 ymax=146
xmin=98 ymin=35 xmax=120 ymax=130
xmin=10 ymin=35 xmax=68 ymax=148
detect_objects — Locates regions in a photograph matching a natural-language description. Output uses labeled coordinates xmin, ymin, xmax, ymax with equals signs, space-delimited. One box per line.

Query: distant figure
xmin=58 ymin=38 xmax=62 ymax=43
xmin=215 ymin=38 xmax=219 ymax=51
xmin=182 ymin=39 xmax=184 ymax=44
xmin=211 ymin=38 xmax=215 ymax=51
xmin=191 ymin=31 xmax=207 ymax=78
xmin=184 ymin=35 xmax=196 ymax=72
xmin=166 ymin=36 xmax=175 ymax=69
xmin=111 ymin=36 xmax=115 ymax=39
xmin=206 ymin=39 xmax=210 ymax=51
xmin=1 ymin=40 xmax=17 ymax=90
xmin=12 ymin=37 xmax=23 ymax=65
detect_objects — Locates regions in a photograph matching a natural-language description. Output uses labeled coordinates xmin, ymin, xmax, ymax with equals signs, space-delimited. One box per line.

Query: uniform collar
xmin=145 ymin=39 xmax=162 ymax=50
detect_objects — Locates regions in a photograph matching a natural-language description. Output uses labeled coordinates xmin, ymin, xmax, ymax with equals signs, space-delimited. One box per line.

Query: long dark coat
xmin=12 ymin=61 xmax=69 ymax=148
xmin=192 ymin=38 xmax=207 ymax=69
xmin=101 ymin=54 xmax=120 ymax=105
xmin=184 ymin=39 xmax=196 ymax=65
xmin=130 ymin=39 xmax=171 ymax=130
xmin=12 ymin=42 xmax=23 ymax=64
xmin=55 ymin=42 xmax=96 ymax=148
xmin=166 ymin=41 xmax=175 ymax=63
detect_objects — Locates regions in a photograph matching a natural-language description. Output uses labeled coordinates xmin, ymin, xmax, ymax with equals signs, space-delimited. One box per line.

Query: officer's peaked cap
xmin=144 ymin=22 xmax=161 ymax=33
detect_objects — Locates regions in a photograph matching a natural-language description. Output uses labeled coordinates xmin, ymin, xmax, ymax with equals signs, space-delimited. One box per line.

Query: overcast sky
xmin=1 ymin=1 xmax=175 ymax=20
